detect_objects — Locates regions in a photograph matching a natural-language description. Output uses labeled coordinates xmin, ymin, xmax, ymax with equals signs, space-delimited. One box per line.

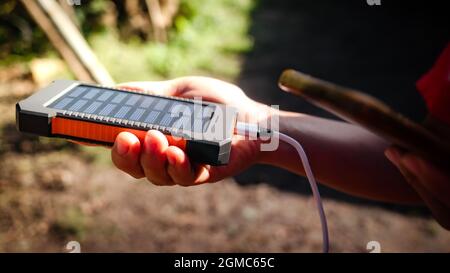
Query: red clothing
xmin=416 ymin=43 xmax=450 ymax=126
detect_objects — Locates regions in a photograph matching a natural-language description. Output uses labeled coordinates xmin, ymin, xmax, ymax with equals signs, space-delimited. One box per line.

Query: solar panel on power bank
xmin=16 ymin=80 xmax=237 ymax=165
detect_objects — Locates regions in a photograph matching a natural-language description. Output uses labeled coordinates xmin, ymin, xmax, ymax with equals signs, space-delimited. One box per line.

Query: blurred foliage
xmin=0 ymin=0 xmax=50 ymax=64
xmin=50 ymin=207 xmax=86 ymax=240
xmin=0 ymin=0 xmax=256 ymax=81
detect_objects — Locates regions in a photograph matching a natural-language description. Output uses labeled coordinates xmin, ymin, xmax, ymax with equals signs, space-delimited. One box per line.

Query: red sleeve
xmin=416 ymin=42 xmax=450 ymax=126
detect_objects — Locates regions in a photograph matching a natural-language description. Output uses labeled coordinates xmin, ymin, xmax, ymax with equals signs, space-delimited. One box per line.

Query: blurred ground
xmin=1 ymin=0 xmax=450 ymax=253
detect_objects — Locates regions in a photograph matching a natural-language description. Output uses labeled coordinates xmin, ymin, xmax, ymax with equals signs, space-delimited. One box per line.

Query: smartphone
xmin=279 ymin=69 xmax=450 ymax=169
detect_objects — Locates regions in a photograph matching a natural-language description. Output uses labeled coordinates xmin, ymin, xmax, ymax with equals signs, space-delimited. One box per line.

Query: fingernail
xmin=116 ymin=141 xmax=129 ymax=156
xmin=385 ymin=148 xmax=399 ymax=163
xmin=401 ymin=156 xmax=421 ymax=173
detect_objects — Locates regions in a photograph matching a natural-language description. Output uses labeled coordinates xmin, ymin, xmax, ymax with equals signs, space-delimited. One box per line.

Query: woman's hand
xmin=111 ymin=76 xmax=270 ymax=186
xmin=385 ymin=147 xmax=450 ymax=230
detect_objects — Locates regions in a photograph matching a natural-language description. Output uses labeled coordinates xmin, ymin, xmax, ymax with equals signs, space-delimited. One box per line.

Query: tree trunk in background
xmin=57 ymin=0 xmax=79 ymax=27
xmin=20 ymin=0 xmax=115 ymax=85
xmin=124 ymin=0 xmax=151 ymax=39
xmin=145 ymin=0 xmax=179 ymax=43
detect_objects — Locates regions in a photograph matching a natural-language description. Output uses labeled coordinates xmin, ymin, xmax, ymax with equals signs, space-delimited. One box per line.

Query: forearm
xmin=259 ymin=110 xmax=422 ymax=205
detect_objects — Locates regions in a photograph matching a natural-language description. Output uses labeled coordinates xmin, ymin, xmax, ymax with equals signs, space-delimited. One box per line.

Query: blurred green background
xmin=0 ymin=0 xmax=254 ymax=81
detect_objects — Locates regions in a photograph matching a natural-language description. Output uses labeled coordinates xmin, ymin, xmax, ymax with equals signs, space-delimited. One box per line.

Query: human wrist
xmin=253 ymin=108 xmax=291 ymax=166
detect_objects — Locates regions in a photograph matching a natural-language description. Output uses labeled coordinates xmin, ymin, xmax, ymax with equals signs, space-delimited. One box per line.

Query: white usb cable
xmin=235 ymin=122 xmax=330 ymax=253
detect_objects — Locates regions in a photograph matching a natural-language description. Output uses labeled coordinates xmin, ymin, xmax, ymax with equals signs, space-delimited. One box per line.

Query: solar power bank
xmin=16 ymin=80 xmax=238 ymax=165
